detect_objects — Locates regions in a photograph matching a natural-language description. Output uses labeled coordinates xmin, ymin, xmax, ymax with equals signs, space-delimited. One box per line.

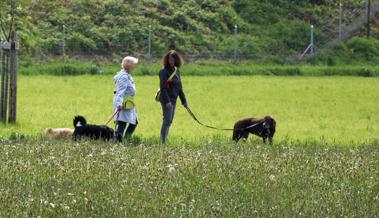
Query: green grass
xmin=1 ymin=75 xmax=378 ymax=145
xmin=0 ymin=137 xmax=377 ymax=217
xmin=0 ymin=75 xmax=378 ymax=216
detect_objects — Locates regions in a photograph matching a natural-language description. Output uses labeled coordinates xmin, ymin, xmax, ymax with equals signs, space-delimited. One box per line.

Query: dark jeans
xmin=115 ymin=120 xmax=138 ymax=142
xmin=160 ymin=102 xmax=176 ymax=143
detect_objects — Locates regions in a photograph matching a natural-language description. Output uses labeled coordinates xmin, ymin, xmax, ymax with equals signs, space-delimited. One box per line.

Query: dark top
xmin=159 ymin=66 xmax=187 ymax=105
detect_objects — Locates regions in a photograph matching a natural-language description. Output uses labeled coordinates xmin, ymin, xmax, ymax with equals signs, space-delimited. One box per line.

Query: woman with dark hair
xmin=159 ymin=50 xmax=188 ymax=143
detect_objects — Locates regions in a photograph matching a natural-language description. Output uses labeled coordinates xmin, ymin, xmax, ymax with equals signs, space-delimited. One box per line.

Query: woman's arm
xmin=178 ymin=89 xmax=187 ymax=107
xmin=178 ymin=74 xmax=188 ymax=107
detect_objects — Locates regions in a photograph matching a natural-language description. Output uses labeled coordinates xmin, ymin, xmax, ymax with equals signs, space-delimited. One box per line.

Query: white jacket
xmin=113 ymin=69 xmax=138 ymax=124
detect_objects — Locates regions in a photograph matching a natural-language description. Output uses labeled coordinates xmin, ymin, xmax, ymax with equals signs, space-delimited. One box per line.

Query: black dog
xmin=73 ymin=115 xmax=114 ymax=141
xmin=232 ymin=115 xmax=276 ymax=143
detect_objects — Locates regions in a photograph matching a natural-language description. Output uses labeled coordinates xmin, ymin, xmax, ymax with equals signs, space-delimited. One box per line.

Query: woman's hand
xmin=183 ymin=102 xmax=188 ymax=108
xmin=117 ymin=105 xmax=124 ymax=111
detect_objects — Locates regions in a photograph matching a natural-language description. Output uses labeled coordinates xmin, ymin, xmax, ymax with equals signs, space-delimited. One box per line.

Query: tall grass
xmin=0 ymin=137 xmax=377 ymax=217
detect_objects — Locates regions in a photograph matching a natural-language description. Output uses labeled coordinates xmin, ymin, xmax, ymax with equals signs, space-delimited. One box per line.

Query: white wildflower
xmin=167 ymin=164 xmax=176 ymax=173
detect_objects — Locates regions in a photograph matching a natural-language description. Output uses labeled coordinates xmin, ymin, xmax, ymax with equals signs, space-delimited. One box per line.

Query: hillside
xmin=1 ymin=0 xmax=378 ymax=63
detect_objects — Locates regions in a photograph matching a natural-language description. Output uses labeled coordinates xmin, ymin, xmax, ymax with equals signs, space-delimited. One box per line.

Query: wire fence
xmin=307 ymin=0 xmax=378 ymax=58
xmin=28 ymin=0 xmax=377 ymax=64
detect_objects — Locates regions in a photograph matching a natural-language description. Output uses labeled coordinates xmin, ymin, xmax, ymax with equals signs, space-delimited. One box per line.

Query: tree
xmin=0 ymin=0 xmax=15 ymax=41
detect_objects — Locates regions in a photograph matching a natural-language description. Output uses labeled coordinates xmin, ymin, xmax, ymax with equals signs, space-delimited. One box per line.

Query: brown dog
xmin=232 ymin=115 xmax=276 ymax=143
xmin=45 ymin=128 xmax=74 ymax=138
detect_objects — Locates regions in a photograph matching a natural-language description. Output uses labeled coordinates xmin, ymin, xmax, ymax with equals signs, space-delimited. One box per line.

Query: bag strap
xmin=168 ymin=67 xmax=177 ymax=80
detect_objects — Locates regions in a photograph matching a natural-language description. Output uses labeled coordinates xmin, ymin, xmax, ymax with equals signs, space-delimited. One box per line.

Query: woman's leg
xmin=160 ymin=102 xmax=176 ymax=143
xmin=115 ymin=121 xmax=127 ymax=142
xmin=125 ymin=121 xmax=138 ymax=139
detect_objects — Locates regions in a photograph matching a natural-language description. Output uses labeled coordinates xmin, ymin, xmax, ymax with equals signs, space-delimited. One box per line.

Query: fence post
xmin=0 ymin=40 xmax=4 ymax=122
xmin=233 ymin=24 xmax=238 ymax=63
xmin=8 ymin=31 xmax=17 ymax=123
xmin=148 ymin=25 xmax=152 ymax=63
xmin=62 ymin=25 xmax=66 ymax=59
xmin=310 ymin=25 xmax=314 ymax=56
xmin=3 ymin=48 xmax=9 ymax=124
xmin=367 ymin=0 xmax=371 ymax=39
xmin=338 ymin=2 xmax=342 ymax=40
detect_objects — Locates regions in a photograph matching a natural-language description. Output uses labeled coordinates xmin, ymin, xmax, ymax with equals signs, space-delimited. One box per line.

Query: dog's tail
xmin=73 ymin=115 xmax=87 ymax=128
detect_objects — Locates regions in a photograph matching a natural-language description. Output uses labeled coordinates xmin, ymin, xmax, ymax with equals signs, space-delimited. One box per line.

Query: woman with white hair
xmin=113 ymin=56 xmax=139 ymax=142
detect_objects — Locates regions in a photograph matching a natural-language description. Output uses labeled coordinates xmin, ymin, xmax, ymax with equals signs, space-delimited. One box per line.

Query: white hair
xmin=121 ymin=56 xmax=139 ymax=69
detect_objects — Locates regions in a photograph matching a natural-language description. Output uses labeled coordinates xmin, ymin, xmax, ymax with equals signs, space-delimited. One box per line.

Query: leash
xmin=105 ymin=110 xmax=120 ymax=126
xmin=185 ymin=107 xmax=262 ymax=131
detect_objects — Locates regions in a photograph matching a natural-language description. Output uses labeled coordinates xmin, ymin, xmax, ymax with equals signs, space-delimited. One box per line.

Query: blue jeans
xmin=116 ymin=121 xmax=138 ymax=142
xmin=160 ymin=102 xmax=176 ymax=143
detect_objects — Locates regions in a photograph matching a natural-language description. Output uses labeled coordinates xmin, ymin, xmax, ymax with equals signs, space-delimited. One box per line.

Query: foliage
xmin=311 ymin=37 xmax=379 ymax=65
xmin=1 ymin=0 xmax=376 ymax=63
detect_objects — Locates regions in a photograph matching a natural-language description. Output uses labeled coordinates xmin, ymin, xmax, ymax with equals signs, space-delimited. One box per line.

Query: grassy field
xmin=0 ymin=75 xmax=378 ymax=216
xmin=1 ymin=75 xmax=378 ymax=145
xmin=0 ymin=138 xmax=377 ymax=217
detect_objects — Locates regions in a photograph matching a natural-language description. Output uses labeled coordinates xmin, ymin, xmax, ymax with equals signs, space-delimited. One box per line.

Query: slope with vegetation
xmin=1 ymin=0 xmax=378 ymax=64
